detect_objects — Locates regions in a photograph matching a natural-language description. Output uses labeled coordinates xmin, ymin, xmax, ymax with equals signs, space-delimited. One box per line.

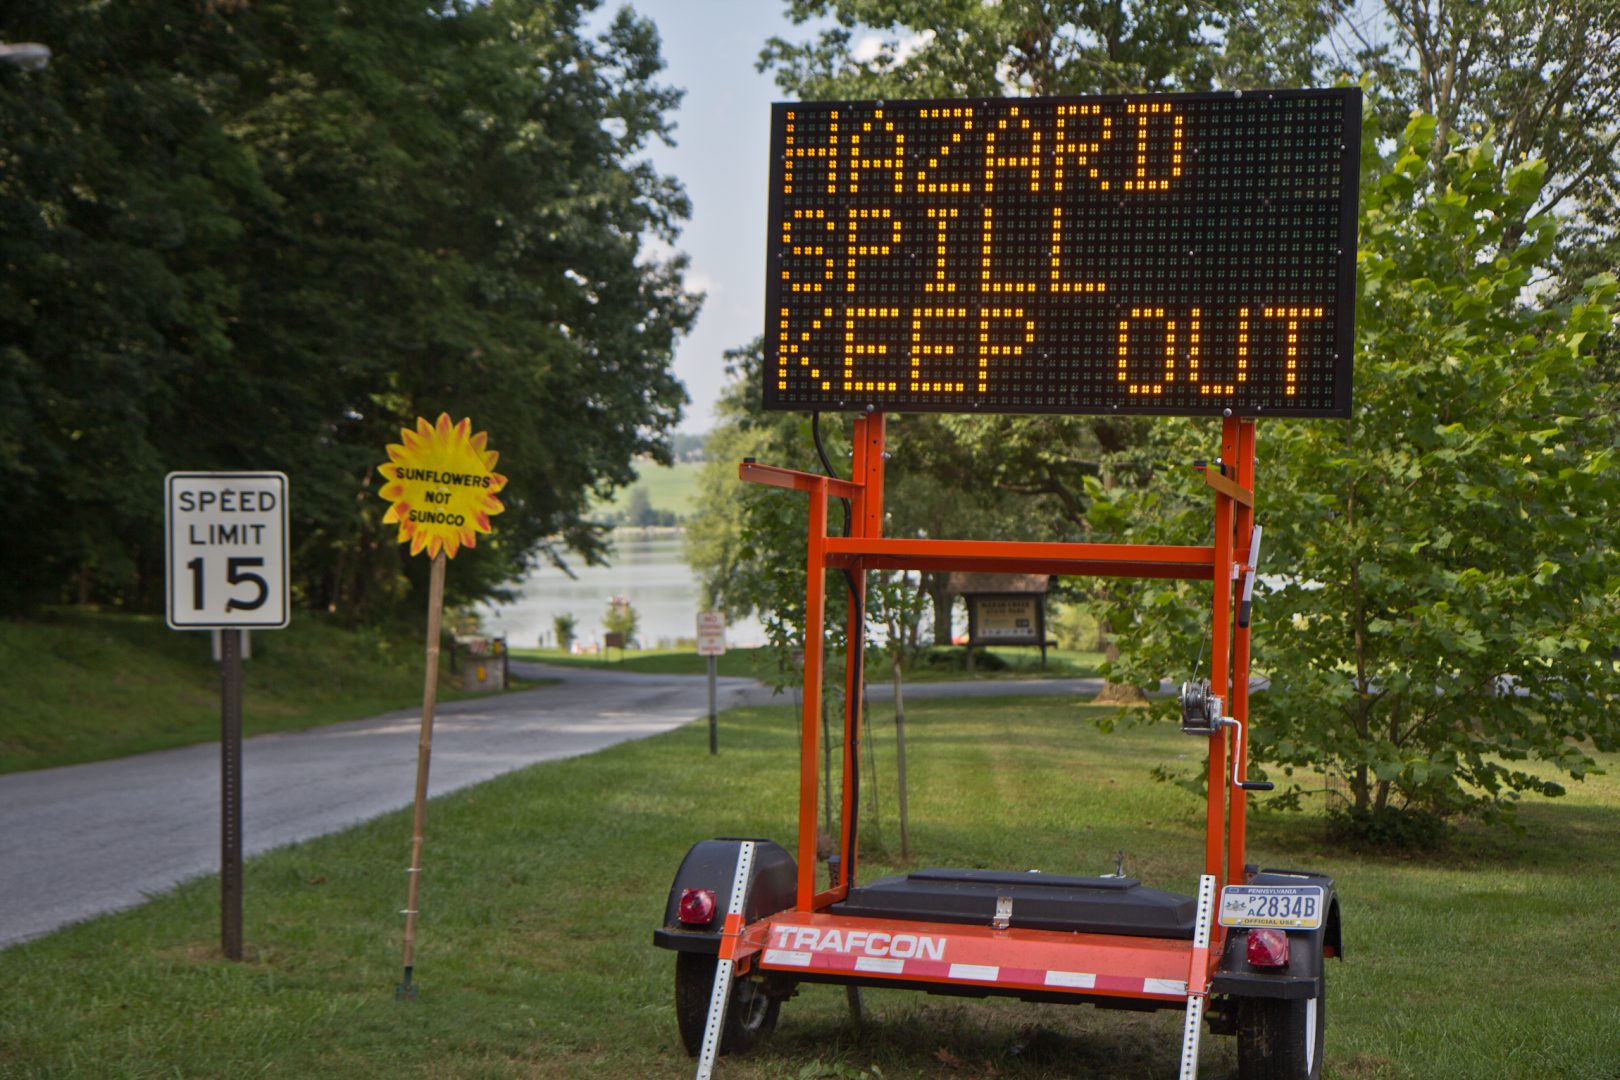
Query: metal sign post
xmin=219 ymin=627 xmax=244 ymax=960
xmin=696 ymin=612 xmax=726 ymax=754
xmin=165 ymin=471 xmax=290 ymax=962
xmin=706 ymin=656 xmax=718 ymax=754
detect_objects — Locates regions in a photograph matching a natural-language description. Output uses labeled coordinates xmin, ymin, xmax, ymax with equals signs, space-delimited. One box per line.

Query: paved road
xmin=0 ymin=663 xmax=1109 ymax=949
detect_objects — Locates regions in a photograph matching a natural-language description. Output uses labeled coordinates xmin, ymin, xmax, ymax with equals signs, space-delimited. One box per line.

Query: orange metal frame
xmin=738 ymin=413 xmax=1260 ymax=1004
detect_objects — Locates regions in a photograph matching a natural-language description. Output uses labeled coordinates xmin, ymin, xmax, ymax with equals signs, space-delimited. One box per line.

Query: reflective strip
xmin=854 ymin=956 xmax=904 ymax=974
xmin=1044 ymin=970 xmax=1097 ymax=989
xmin=1305 ymin=998 xmax=1319 ymax=1074
xmin=1145 ymin=978 xmax=1189 ymax=996
xmin=762 ymin=949 xmax=811 ymax=967
xmin=948 ymin=963 xmax=1000 ymax=982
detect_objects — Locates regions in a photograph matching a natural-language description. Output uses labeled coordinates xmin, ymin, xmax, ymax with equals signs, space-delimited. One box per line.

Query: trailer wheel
xmin=1236 ymin=984 xmax=1324 ymax=1080
xmin=674 ymin=952 xmax=780 ymax=1057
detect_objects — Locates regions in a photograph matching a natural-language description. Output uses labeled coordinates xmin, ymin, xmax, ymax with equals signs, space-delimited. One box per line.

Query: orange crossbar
xmin=823 ymin=537 xmax=1214 ymax=579
xmin=740 ymin=460 xmax=864 ymax=501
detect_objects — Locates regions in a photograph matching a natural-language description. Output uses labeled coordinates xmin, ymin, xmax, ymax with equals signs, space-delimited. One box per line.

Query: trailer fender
xmin=1211 ymin=869 xmax=1342 ymax=1002
xmin=652 ymin=838 xmax=797 ymax=955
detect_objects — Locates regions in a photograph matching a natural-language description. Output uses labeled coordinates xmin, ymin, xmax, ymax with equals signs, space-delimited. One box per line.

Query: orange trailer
xmin=655 ymin=87 xmax=1359 ymax=1079
xmin=654 ymin=414 xmax=1343 ymax=1079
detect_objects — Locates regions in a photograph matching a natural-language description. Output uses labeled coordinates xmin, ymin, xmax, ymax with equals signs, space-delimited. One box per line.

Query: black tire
xmin=1236 ymin=982 xmax=1325 ymax=1080
xmin=674 ymin=952 xmax=781 ymax=1057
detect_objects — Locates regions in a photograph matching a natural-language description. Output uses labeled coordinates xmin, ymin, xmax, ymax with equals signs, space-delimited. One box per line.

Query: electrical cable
xmin=812 ymin=412 xmax=863 ymax=887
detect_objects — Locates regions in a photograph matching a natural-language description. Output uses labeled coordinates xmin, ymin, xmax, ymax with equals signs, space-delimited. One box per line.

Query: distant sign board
xmin=166 ymin=472 xmax=289 ymax=629
xmin=764 ymin=88 xmax=1360 ymax=417
xmin=973 ymin=597 xmax=1039 ymax=642
xmin=696 ymin=611 xmax=727 ymax=657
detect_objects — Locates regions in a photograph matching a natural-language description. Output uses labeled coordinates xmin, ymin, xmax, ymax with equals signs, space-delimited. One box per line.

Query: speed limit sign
xmin=166 ymin=472 xmax=289 ymax=629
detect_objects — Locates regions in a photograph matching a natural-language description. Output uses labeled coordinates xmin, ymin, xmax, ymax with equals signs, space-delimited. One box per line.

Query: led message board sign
xmin=764 ymin=88 xmax=1360 ymax=417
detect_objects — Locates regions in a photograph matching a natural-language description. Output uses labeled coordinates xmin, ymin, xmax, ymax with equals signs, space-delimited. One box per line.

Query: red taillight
xmin=1246 ymin=928 xmax=1290 ymax=969
xmin=677 ymin=887 xmax=716 ymax=925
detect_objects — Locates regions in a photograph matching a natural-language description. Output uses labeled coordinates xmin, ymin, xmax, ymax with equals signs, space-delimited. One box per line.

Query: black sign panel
xmin=764 ymin=88 xmax=1359 ymax=417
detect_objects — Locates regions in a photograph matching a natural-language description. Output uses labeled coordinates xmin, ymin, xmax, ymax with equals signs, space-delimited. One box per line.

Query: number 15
xmin=185 ymin=556 xmax=268 ymax=611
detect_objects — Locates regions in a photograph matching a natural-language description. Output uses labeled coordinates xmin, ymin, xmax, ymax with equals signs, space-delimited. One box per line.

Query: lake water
xmin=477 ymin=530 xmax=766 ymax=650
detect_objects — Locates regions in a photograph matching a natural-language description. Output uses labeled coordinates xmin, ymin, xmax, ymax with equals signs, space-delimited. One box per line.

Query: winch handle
xmin=1237 ymin=525 xmax=1263 ymax=629
xmin=1223 ymin=717 xmax=1274 ymax=792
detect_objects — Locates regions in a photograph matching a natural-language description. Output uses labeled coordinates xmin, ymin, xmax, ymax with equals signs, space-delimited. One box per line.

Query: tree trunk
xmin=1090 ymin=610 xmax=1147 ymax=704
xmin=892 ymin=660 xmax=910 ymax=863
xmin=926 ymin=573 xmax=953 ymax=645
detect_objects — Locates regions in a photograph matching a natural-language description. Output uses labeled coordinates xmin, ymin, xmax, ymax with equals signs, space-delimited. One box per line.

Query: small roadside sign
xmin=374 ymin=414 xmax=507 ymax=1001
xmin=697 ymin=611 xmax=726 ymax=756
xmin=166 ymin=472 xmax=289 ymax=629
xmin=164 ymin=470 xmax=288 ymax=963
xmin=696 ymin=611 xmax=727 ymax=657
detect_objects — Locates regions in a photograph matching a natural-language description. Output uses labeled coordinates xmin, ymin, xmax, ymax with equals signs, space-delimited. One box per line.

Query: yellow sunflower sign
xmin=377 ymin=414 xmax=506 ymax=559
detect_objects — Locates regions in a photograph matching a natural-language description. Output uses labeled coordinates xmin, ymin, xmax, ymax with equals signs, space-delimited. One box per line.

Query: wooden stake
xmin=397 ymin=551 xmax=446 ymax=1000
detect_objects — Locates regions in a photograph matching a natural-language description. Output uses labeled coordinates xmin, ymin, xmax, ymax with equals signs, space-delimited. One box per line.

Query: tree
xmin=603 ymin=596 xmax=639 ymax=648
xmin=761 ymin=0 xmax=1316 ymax=100
xmin=685 ymin=341 xmax=834 ymax=680
xmin=1107 ymin=113 xmax=1620 ymax=825
xmin=0 ymin=0 xmax=697 ymax=616
xmin=553 ymin=612 xmax=578 ymax=652
xmin=866 ymin=569 xmax=931 ymax=861
xmin=624 ymin=486 xmax=670 ymax=528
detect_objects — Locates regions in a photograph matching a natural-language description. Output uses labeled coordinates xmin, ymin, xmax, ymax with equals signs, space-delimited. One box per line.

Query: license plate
xmin=1218 ymin=885 xmax=1325 ymax=930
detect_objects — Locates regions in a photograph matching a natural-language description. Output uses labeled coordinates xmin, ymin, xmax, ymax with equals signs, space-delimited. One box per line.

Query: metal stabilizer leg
xmin=695 ymin=841 xmax=756 ymax=1080
xmin=1179 ymin=873 xmax=1218 ymax=1080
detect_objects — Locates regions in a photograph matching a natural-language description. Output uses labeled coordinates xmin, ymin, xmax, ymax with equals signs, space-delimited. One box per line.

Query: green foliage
xmin=685 ymin=340 xmax=845 ymax=683
xmin=760 ymin=0 xmax=1326 ymax=99
xmin=0 ymin=0 xmax=697 ymax=617
xmin=867 ymin=570 xmax=930 ymax=672
xmin=1370 ymin=0 xmax=1620 ymax=287
xmin=552 ymin=612 xmax=578 ymax=652
xmin=619 ymin=486 xmax=679 ymax=528
xmin=1108 ymin=112 xmax=1620 ymax=825
xmin=1049 ymin=602 xmax=1103 ymax=652
xmin=1324 ymin=804 xmax=1450 ymax=853
xmin=602 ymin=597 xmax=639 ymax=646
xmin=0 ymin=609 xmax=511 ymax=773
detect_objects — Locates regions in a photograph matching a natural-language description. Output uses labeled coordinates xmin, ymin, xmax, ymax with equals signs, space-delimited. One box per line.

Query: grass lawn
xmin=510 ymin=644 xmax=1106 ymax=682
xmin=2 ymin=695 xmax=1615 ymax=1078
xmin=0 ymin=610 xmax=540 ymax=774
